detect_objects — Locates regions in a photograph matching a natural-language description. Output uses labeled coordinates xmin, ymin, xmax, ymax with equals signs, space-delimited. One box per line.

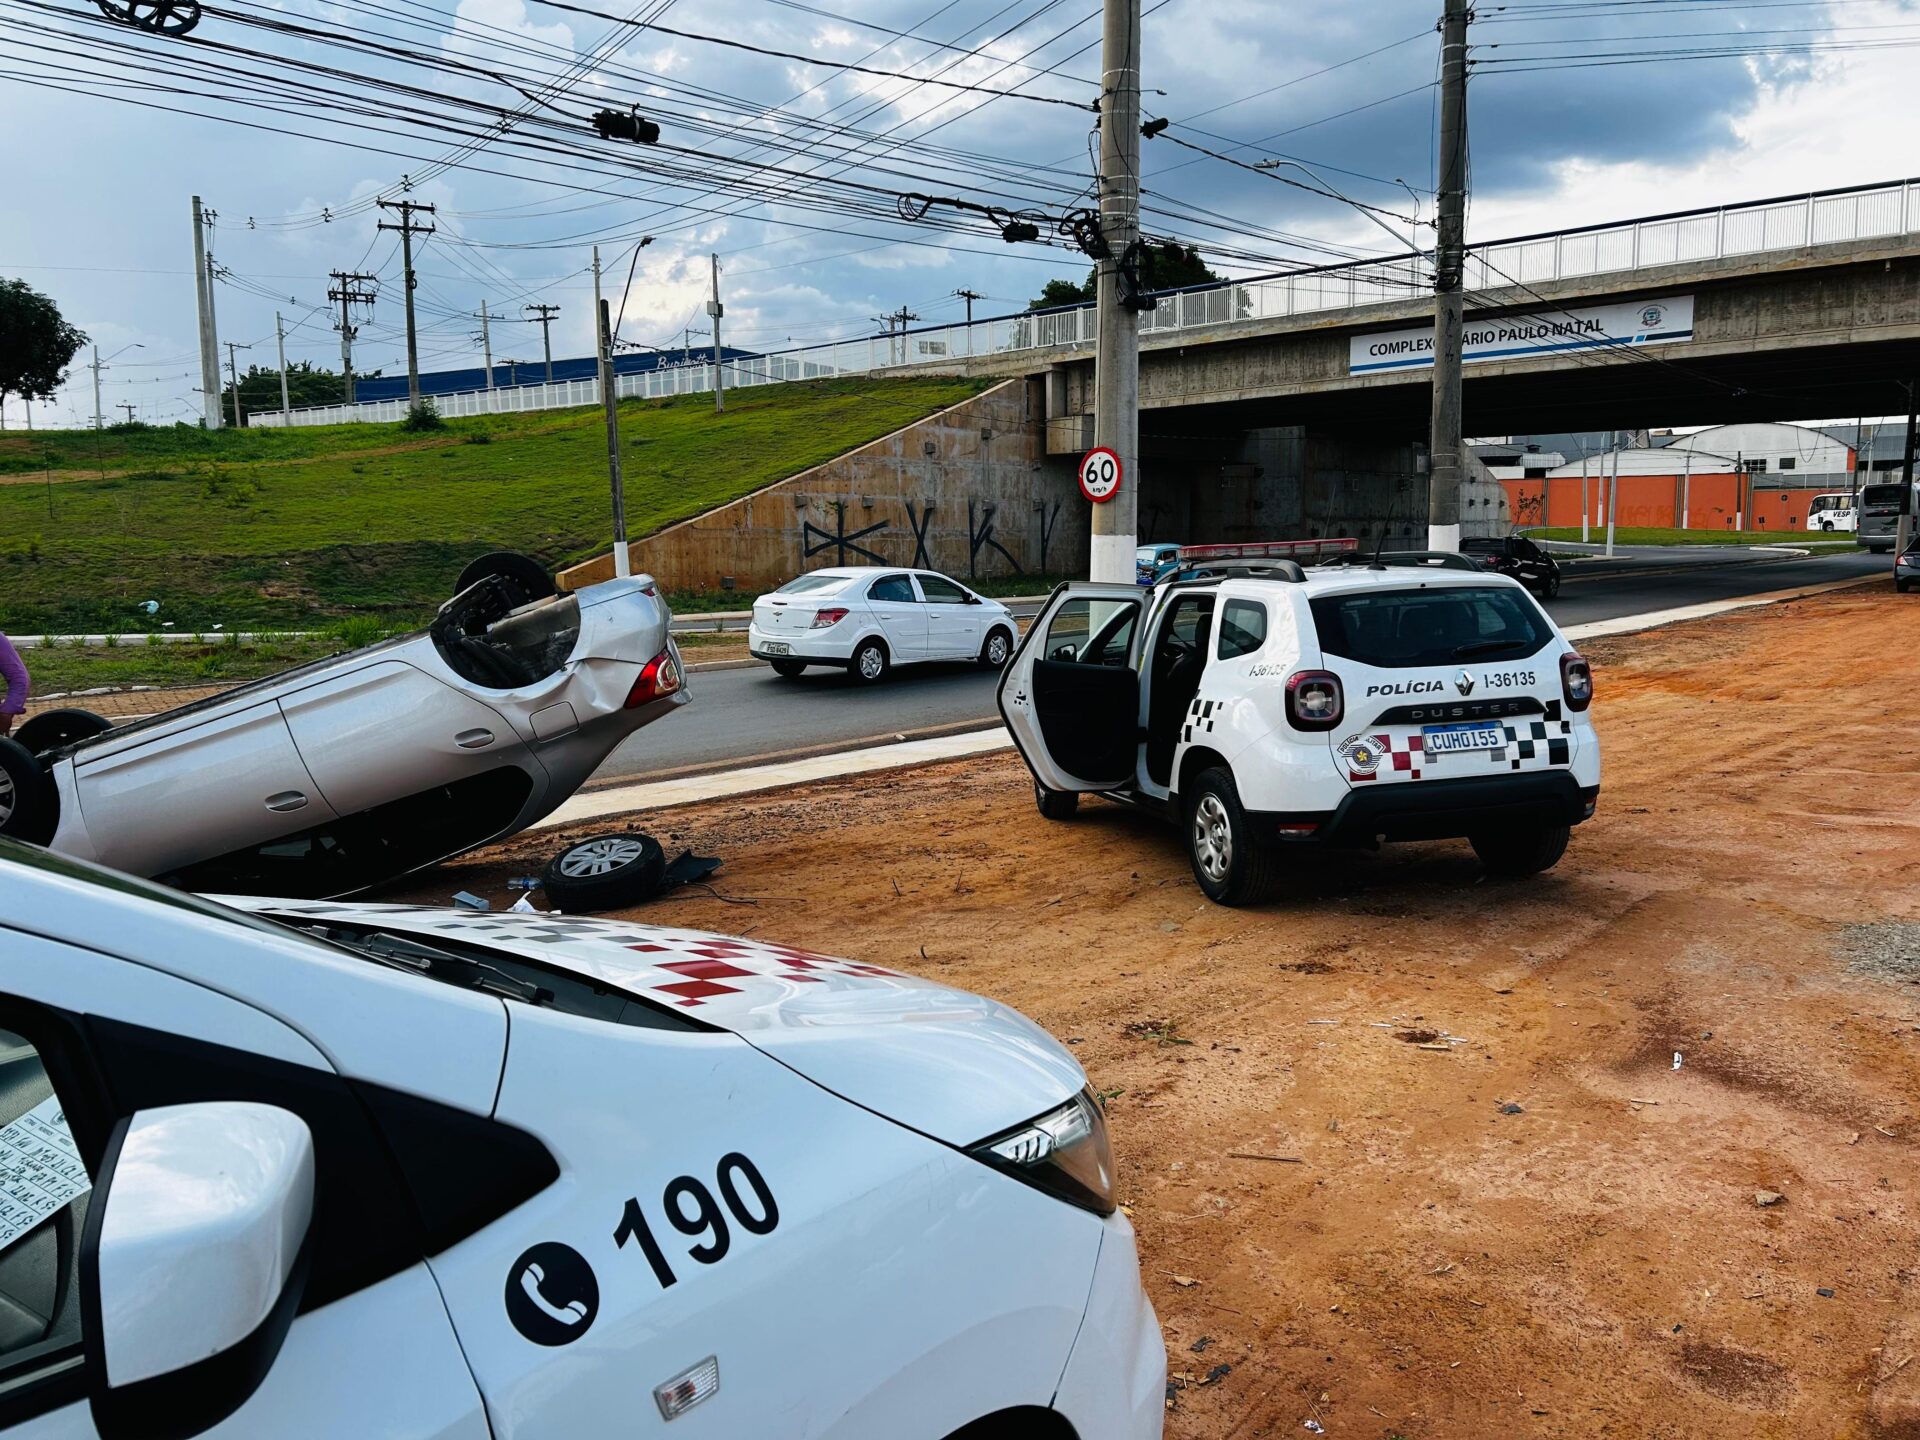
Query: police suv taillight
xmin=1560 ymin=651 xmax=1593 ymax=712
xmin=625 ymin=647 xmax=683 ymax=707
xmin=1285 ymin=670 xmax=1343 ymax=731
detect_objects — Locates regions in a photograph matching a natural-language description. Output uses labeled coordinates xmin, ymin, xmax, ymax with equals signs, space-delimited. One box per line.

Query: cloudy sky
xmin=4 ymin=0 xmax=1918 ymax=426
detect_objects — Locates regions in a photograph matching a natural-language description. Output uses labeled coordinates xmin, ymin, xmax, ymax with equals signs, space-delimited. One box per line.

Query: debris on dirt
xmin=509 ymin=894 xmax=539 ymax=913
xmin=1198 ymin=1364 xmax=1231 ymax=1387
xmin=1125 ymin=1019 xmax=1193 ymax=1046
xmin=1166 ymin=1273 xmax=1201 ymax=1288
xmin=1499 ymin=1102 xmax=1525 ymax=1115
xmin=1673 ymin=1051 xmax=1684 ymax=1070
xmin=1754 ymin=1190 xmax=1785 ymax=1208
xmin=506 ymin=875 xmax=541 ymax=892
xmin=1190 ymin=1336 xmax=1213 ymax=1353
xmin=1837 ymin=921 xmax=1920 ymax=984
xmin=1228 ymin=1152 xmax=1304 ymax=1164
xmin=1303 ymin=1421 xmax=1326 ymax=1434
xmin=1396 ymin=1029 xmax=1441 ymax=1044
xmin=452 ymin=890 xmax=489 ymax=910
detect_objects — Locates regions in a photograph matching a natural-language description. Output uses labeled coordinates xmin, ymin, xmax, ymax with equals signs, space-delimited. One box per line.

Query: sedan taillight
xmin=625 ymin=648 xmax=683 ymax=707
xmin=810 ymin=607 xmax=850 ymax=629
xmin=1285 ymin=670 xmax=1343 ymax=731
xmin=1560 ymin=651 xmax=1593 ymax=712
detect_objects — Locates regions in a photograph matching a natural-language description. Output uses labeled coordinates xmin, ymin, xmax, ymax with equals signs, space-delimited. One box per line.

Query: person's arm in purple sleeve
xmin=0 ymin=633 xmax=29 ymax=737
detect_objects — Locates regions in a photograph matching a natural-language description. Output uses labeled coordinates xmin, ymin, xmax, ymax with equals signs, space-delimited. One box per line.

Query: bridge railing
xmin=254 ymin=177 xmax=1920 ymax=428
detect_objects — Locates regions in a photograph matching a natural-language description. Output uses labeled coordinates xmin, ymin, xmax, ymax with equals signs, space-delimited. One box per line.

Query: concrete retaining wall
xmin=562 ymin=379 xmax=1084 ymax=594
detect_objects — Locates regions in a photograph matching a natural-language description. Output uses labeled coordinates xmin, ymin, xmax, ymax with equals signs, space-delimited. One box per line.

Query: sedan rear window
xmin=1310 ymin=586 xmax=1552 ymax=669
xmin=776 ymin=573 xmax=854 ymax=595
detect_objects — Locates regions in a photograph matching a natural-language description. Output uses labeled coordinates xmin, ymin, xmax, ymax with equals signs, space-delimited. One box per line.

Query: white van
xmin=1808 ymin=492 xmax=1857 ymax=532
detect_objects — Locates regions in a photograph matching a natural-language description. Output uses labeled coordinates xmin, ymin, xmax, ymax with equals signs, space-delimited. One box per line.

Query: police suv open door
xmin=998 ymin=584 xmax=1146 ymax=792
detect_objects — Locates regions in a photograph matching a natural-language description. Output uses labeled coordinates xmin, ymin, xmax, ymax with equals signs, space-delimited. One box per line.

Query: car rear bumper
xmin=746 ymin=623 xmax=854 ymax=666
xmin=1258 ymin=772 xmax=1599 ymax=847
xmin=1052 ymin=1212 xmax=1166 ymax=1440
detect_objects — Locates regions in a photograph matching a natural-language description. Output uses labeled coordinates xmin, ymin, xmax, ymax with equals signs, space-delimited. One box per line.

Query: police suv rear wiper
xmin=1454 ymin=640 xmax=1528 ymax=659
xmin=316 ymin=927 xmax=554 ymax=1006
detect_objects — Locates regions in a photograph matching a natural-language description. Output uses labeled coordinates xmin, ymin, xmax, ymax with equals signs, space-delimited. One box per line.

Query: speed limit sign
xmin=1078 ymin=446 xmax=1122 ymax=503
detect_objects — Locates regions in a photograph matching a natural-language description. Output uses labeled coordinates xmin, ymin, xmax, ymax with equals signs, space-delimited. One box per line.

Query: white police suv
xmin=0 ymin=839 xmax=1163 ymax=1440
xmin=999 ymin=557 xmax=1600 ymax=905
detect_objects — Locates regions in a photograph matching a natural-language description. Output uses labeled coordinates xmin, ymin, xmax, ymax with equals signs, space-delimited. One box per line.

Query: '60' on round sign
xmin=1078 ymin=447 xmax=1122 ymax=503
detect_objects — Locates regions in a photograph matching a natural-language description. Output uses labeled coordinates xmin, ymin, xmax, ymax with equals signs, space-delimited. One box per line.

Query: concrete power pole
xmin=525 ymin=304 xmax=561 ymax=383
xmin=191 ymin=196 xmax=223 ymax=430
xmin=224 ymin=341 xmax=252 ymax=428
xmin=90 ymin=347 xmax=105 ymax=430
xmin=708 ymin=253 xmax=726 ymax=414
xmin=1089 ymin=0 xmax=1144 ymax=583
xmin=328 ymin=271 xmax=377 ymax=404
xmin=1427 ymin=0 xmax=1471 ymax=552
xmin=116 ymin=403 xmax=137 ymax=425
xmin=955 ymin=287 xmax=983 ymax=356
xmin=274 ymin=312 xmax=292 ymax=422
xmin=592 ymin=247 xmax=630 ymax=579
xmin=376 ymin=198 xmax=436 ymax=403
xmin=480 ymin=300 xmax=495 ymax=390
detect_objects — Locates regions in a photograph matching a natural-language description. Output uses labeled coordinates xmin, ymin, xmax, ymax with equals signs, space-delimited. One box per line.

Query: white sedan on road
xmin=749 ymin=568 xmax=1018 ymax=682
xmin=0 ymin=838 xmax=1165 ymax=1440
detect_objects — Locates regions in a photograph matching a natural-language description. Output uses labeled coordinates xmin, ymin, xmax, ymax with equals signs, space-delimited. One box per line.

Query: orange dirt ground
xmin=404 ymin=587 xmax=1920 ymax=1439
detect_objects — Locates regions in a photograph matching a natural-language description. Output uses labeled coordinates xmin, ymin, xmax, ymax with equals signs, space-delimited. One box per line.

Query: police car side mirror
xmin=83 ymin=1103 xmax=315 ymax=1440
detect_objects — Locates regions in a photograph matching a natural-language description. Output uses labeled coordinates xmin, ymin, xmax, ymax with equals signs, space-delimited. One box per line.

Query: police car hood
xmin=220 ymin=899 xmax=1086 ymax=1148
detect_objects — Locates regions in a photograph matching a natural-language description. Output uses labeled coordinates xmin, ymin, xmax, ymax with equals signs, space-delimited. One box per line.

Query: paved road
xmin=592 ymin=548 xmax=1887 ymax=783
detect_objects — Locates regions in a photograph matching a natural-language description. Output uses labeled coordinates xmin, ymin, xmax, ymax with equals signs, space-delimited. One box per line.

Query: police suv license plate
xmin=760 ymin=641 xmax=792 ymax=655
xmin=1421 ymin=721 xmax=1503 ymax=756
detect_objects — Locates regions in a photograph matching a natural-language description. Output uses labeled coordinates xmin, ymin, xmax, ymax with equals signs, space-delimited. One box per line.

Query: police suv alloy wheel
xmin=1183 ymin=767 xmax=1283 ymax=906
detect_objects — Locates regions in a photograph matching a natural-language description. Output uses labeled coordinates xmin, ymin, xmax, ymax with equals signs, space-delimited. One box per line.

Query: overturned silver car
xmin=0 ymin=561 xmax=686 ymax=897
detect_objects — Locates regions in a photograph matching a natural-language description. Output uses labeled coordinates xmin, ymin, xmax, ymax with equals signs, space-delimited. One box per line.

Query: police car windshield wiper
xmin=324 ymin=928 xmax=554 ymax=1006
xmin=1454 ymin=639 xmax=1528 ymax=659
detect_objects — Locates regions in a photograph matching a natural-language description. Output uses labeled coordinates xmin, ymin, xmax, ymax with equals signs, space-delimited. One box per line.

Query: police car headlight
xmin=969 ymin=1088 xmax=1115 ymax=1215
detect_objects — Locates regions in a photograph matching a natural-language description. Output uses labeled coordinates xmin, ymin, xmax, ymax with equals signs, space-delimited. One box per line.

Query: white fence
xmin=253 ymin=177 xmax=1920 ymax=429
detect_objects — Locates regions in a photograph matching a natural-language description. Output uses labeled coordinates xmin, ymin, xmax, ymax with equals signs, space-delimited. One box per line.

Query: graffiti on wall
xmin=968 ymin=501 xmax=1022 ymax=578
xmin=802 ymin=501 xmax=891 ymax=566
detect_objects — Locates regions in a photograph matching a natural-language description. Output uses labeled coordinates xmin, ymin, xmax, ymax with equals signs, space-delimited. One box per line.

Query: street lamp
xmin=1252 ymin=159 xmax=1425 ymax=257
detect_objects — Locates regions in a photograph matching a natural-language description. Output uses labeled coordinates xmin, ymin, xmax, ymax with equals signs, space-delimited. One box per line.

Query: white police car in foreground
xmin=748 ymin=568 xmax=1017 ymax=682
xmin=0 ymin=840 xmax=1163 ymax=1440
xmin=999 ymin=557 xmax=1600 ymax=905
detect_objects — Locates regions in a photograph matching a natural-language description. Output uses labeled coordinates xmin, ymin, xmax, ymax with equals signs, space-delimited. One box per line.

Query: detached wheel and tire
xmin=769 ymin=659 xmax=808 ymax=678
xmin=1184 ymin=767 xmax=1283 ymax=906
xmin=12 ymin=707 xmax=112 ymax=756
xmin=978 ymin=627 xmax=1013 ymax=670
xmin=850 ymin=639 xmax=889 ymax=684
xmin=1033 ymin=781 xmax=1079 ymax=820
xmin=543 ymin=833 xmax=666 ymax=912
xmin=1470 ymin=824 xmax=1570 ymax=878
xmin=0 ymin=737 xmax=57 ymax=846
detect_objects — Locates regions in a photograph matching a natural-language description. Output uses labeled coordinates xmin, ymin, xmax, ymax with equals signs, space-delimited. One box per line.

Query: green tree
xmin=1028 ymin=244 xmax=1227 ymax=310
xmin=0 ymin=278 xmax=87 ymax=420
xmin=223 ymin=361 xmax=356 ymax=419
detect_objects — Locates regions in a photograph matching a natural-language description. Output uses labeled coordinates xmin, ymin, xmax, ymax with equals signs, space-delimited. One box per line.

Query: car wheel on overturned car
xmin=1470 ymin=823 xmax=1570 ymax=878
xmin=850 ymin=639 xmax=889 ymax=684
xmin=542 ymin=833 xmax=667 ymax=912
xmin=769 ymin=659 xmax=808 ymax=677
xmin=0 ymin=737 xmax=58 ymax=846
xmin=1033 ymin=780 xmax=1078 ymax=820
xmin=455 ymin=551 xmax=558 ymax=606
xmin=12 ymin=707 xmax=112 ymax=756
xmin=1185 ymin=767 xmax=1283 ymax=906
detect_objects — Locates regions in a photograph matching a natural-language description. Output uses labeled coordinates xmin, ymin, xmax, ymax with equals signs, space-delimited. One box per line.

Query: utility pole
xmin=525 ymin=303 xmax=561 ymax=383
xmin=90 ymin=346 xmax=106 ymax=430
xmin=1427 ymin=0 xmax=1471 ymax=553
xmin=224 ymin=341 xmax=252 ymax=428
xmin=1605 ymin=429 xmax=1620 ymax=558
xmin=116 ymin=403 xmax=137 ymax=425
xmin=710 ymin=251 xmax=721 ymax=410
xmin=274 ymin=311 xmax=292 ymax=422
xmin=479 ymin=300 xmax=494 ymax=390
xmin=376 ymin=197 xmax=436 ymax=403
xmin=328 ymin=271 xmax=377 ymax=403
xmin=873 ymin=307 xmax=921 ymax=366
xmin=192 ymin=196 xmax=223 ymax=430
xmin=593 ymin=247 xmax=630 ymax=578
xmin=954 ymin=288 xmax=983 ymax=328
xmin=1090 ymin=0 xmax=1144 ymax=583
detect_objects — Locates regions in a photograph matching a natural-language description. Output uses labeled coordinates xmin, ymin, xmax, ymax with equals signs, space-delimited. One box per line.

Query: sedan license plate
xmin=1421 ymin=721 xmax=1503 ymax=756
xmin=760 ymin=641 xmax=792 ymax=656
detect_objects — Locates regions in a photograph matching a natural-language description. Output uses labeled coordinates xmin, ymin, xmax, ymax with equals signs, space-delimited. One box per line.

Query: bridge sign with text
xmin=1350 ymin=294 xmax=1695 ymax=375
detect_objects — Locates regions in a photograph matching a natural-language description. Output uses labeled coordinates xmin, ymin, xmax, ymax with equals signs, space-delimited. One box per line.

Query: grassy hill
xmin=0 ymin=377 xmax=985 ymax=635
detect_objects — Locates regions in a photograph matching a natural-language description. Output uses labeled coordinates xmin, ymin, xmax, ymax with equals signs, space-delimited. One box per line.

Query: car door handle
xmin=265 ymin=791 xmax=310 ymax=813
xmin=455 ymin=728 xmax=496 ymax=749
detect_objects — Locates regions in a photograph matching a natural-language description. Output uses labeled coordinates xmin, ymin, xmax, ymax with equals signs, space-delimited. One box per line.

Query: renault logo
xmin=1454 ymin=670 xmax=1475 ymax=696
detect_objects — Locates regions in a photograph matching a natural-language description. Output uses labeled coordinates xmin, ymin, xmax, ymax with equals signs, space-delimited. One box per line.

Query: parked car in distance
xmin=1000 ymin=562 xmax=1599 ymax=905
xmin=748 ymin=568 xmax=1017 ymax=682
xmin=1807 ymin=491 xmax=1858 ymax=532
xmin=1897 ymin=538 xmax=1918 ymax=594
xmin=1860 ymin=481 xmax=1918 ymax=553
xmin=0 ymin=556 xmax=688 ymax=899
xmin=1459 ymin=533 xmax=1564 ymax=598
xmin=0 ymin=838 xmax=1165 ymax=1440
xmin=1135 ymin=543 xmax=1182 ymax=586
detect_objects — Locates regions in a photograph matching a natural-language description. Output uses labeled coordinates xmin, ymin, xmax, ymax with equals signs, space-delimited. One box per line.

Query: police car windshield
xmin=1310 ymin=586 xmax=1553 ymax=670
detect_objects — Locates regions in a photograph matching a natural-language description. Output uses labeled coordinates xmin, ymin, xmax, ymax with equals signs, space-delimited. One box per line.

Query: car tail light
xmin=1285 ymin=670 xmax=1343 ymax=731
xmin=1560 ymin=651 xmax=1593 ymax=712
xmin=810 ymin=607 xmax=850 ymax=629
xmin=625 ymin=647 xmax=683 ymax=707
